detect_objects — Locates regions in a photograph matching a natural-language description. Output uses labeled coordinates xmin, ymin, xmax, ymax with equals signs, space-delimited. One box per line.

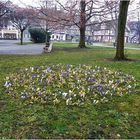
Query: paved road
xmin=0 ymin=40 xmax=44 ymax=55
xmin=92 ymin=43 xmax=140 ymax=50
xmin=0 ymin=40 xmax=140 ymax=55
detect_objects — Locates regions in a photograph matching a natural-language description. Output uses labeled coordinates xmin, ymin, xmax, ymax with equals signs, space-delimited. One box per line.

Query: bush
xmin=28 ymin=28 xmax=50 ymax=43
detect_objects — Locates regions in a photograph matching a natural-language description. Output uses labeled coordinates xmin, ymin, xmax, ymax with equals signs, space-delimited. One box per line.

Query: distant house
xmin=0 ymin=17 xmax=19 ymax=40
xmin=0 ymin=2 xmax=20 ymax=40
xmin=51 ymin=31 xmax=66 ymax=41
xmin=49 ymin=21 xmax=131 ymax=43
xmin=50 ymin=26 xmax=93 ymax=42
xmin=92 ymin=21 xmax=130 ymax=43
xmin=0 ymin=14 xmax=132 ymax=43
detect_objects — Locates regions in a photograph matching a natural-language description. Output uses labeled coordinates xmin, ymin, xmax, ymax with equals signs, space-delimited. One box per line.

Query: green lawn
xmin=0 ymin=42 xmax=140 ymax=139
xmin=105 ymin=42 xmax=140 ymax=48
xmin=125 ymin=43 xmax=140 ymax=48
xmin=16 ymin=42 xmax=34 ymax=45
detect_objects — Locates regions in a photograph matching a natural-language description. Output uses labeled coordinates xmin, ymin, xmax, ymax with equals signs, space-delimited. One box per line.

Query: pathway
xmin=92 ymin=43 xmax=140 ymax=50
xmin=0 ymin=40 xmax=44 ymax=55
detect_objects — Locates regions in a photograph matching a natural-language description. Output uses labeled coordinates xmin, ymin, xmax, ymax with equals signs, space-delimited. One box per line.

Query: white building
xmin=93 ymin=23 xmax=130 ymax=43
xmin=50 ymin=21 xmax=131 ymax=43
xmin=0 ymin=26 xmax=19 ymax=39
xmin=50 ymin=26 xmax=93 ymax=42
xmin=0 ymin=18 xmax=19 ymax=39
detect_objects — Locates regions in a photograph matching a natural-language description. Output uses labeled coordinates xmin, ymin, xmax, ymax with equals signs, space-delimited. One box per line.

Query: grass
xmin=0 ymin=42 xmax=140 ymax=139
xmin=16 ymin=42 xmax=34 ymax=45
xmin=104 ymin=42 xmax=140 ymax=48
xmin=125 ymin=43 xmax=140 ymax=48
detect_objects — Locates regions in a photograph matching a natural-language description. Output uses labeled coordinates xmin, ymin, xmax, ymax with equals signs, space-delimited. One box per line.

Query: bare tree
xmin=0 ymin=0 xmax=11 ymax=26
xmin=38 ymin=0 xmax=54 ymax=45
xmin=128 ymin=20 xmax=140 ymax=44
xmin=134 ymin=15 xmax=140 ymax=43
xmin=103 ymin=0 xmax=119 ymax=42
xmin=10 ymin=7 xmax=35 ymax=45
xmin=0 ymin=1 xmax=15 ymax=31
xmin=39 ymin=0 xmax=110 ymax=48
xmin=0 ymin=0 xmax=9 ymax=17
xmin=114 ymin=0 xmax=130 ymax=61
xmin=128 ymin=2 xmax=140 ymax=44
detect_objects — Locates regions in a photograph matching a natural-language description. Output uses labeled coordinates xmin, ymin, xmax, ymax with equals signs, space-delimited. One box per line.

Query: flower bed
xmin=4 ymin=64 xmax=136 ymax=105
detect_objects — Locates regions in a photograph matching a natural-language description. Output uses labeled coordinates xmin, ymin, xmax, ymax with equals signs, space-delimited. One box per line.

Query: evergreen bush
xmin=29 ymin=28 xmax=50 ymax=43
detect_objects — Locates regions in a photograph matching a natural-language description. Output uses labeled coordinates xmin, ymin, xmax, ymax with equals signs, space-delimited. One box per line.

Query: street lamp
xmin=42 ymin=0 xmax=51 ymax=52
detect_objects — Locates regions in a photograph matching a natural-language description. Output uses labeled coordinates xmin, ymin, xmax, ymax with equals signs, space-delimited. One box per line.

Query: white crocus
xmin=127 ymin=85 xmax=132 ymax=89
xmin=62 ymin=92 xmax=68 ymax=97
xmin=4 ymin=81 xmax=12 ymax=88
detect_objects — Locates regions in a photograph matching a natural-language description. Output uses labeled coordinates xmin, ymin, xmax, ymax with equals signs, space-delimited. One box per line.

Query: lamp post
xmin=42 ymin=0 xmax=50 ymax=52
xmin=45 ymin=0 xmax=48 ymax=44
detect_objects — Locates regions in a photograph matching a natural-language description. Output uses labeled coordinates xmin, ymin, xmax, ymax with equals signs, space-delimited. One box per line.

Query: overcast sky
xmin=11 ymin=0 xmax=139 ymax=14
xmin=11 ymin=0 xmax=139 ymax=7
xmin=11 ymin=0 xmax=39 ymax=7
xmin=10 ymin=0 xmax=140 ymax=21
xmin=11 ymin=0 xmax=65 ymax=6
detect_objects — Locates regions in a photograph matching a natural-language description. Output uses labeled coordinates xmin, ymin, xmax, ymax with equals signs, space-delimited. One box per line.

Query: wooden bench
xmin=43 ymin=43 xmax=53 ymax=53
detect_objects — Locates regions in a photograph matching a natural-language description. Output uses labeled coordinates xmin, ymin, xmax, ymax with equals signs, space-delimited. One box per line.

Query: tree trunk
xmin=138 ymin=35 xmax=140 ymax=44
xmin=79 ymin=27 xmax=86 ymax=48
xmin=20 ymin=30 xmax=24 ymax=45
xmin=138 ymin=13 xmax=140 ymax=44
xmin=114 ymin=0 xmax=130 ymax=60
xmin=78 ymin=0 xmax=86 ymax=48
xmin=138 ymin=28 xmax=140 ymax=44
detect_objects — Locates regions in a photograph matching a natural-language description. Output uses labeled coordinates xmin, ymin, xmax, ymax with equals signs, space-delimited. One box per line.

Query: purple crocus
xmin=88 ymin=78 xmax=96 ymax=83
xmin=102 ymin=91 xmax=107 ymax=95
xmin=97 ymin=87 xmax=102 ymax=91
xmin=116 ymin=80 xmax=120 ymax=83
xmin=89 ymin=85 xmax=95 ymax=89
xmin=97 ymin=84 xmax=103 ymax=91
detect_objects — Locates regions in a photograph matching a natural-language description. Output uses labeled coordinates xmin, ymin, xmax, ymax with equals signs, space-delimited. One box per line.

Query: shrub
xmin=28 ymin=28 xmax=50 ymax=43
xmin=4 ymin=64 xmax=136 ymax=106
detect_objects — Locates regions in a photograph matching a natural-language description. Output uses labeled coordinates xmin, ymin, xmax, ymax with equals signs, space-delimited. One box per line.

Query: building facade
xmin=49 ymin=23 xmax=130 ymax=43
xmin=0 ymin=17 xmax=19 ymax=40
xmin=0 ymin=17 xmax=131 ymax=43
xmin=0 ymin=26 xmax=19 ymax=40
